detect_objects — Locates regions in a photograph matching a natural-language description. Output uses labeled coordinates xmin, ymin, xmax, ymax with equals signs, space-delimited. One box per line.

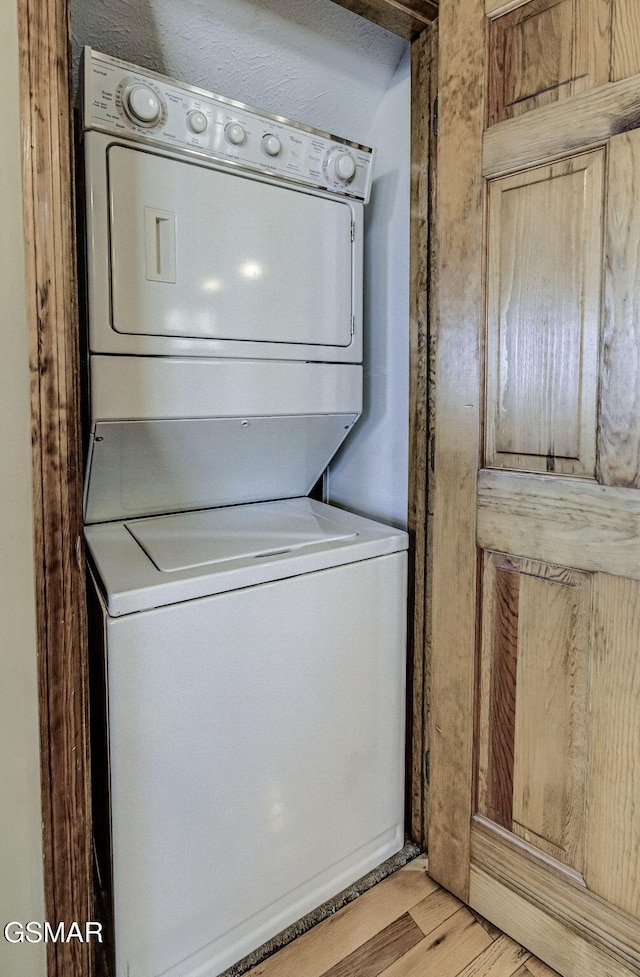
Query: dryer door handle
xmin=144 ymin=207 xmax=177 ymax=283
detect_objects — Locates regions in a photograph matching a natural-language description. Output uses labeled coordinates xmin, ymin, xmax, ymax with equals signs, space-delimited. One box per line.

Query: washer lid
xmin=85 ymin=498 xmax=409 ymax=617
xmin=126 ymin=501 xmax=356 ymax=572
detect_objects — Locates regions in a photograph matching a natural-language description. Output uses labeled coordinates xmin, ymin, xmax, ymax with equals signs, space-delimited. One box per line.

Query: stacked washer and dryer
xmin=81 ymin=48 xmax=408 ymax=977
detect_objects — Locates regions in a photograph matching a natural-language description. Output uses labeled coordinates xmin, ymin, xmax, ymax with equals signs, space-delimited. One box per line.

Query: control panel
xmin=83 ymin=48 xmax=375 ymax=202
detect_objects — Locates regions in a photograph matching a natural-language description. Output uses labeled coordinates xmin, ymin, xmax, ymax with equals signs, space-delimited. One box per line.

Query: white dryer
xmin=81 ymin=48 xmax=407 ymax=977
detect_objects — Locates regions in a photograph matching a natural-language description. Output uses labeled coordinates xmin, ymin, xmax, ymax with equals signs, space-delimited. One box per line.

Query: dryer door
xmin=85 ymin=134 xmax=363 ymax=362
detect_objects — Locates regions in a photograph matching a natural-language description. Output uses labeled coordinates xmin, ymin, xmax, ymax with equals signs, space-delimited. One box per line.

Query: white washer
xmin=81 ymin=49 xmax=407 ymax=977
xmin=86 ymin=499 xmax=407 ymax=977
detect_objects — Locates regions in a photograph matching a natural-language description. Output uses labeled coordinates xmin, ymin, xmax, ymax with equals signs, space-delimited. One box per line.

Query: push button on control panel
xmin=225 ymin=122 xmax=246 ymax=146
xmin=261 ymin=134 xmax=282 ymax=157
xmin=187 ymin=110 xmax=208 ymax=134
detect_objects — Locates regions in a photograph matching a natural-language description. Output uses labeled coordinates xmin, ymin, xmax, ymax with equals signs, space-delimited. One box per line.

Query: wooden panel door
xmin=430 ymin=1 xmax=640 ymax=975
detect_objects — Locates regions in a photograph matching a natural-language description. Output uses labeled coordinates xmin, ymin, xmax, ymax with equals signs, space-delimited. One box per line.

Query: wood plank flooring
xmin=247 ymin=857 xmax=561 ymax=977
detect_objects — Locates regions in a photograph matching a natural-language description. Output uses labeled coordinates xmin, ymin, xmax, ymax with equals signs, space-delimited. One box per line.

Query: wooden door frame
xmin=17 ymin=2 xmax=436 ymax=974
xmin=18 ymin=0 xmax=92 ymax=975
xmin=426 ymin=0 xmax=484 ymax=901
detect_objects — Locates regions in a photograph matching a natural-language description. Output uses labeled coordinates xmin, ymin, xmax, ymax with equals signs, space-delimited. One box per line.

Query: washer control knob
xmin=262 ymin=133 xmax=282 ymax=157
xmin=336 ymin=153 xmax=357 ymax=181
xmin=225 ymin=122 xmax=246 ymax=146
xmin=187 ymin=110 xmax=208 ymax=134
xmin=123 ymin=84 xmax=163 ymax=126
xmin=325 ymin=148 xmax=357 ymax=185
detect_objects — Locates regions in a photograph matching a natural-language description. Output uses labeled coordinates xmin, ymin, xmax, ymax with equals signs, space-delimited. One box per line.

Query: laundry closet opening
xmin=65 ymin=1 xmax=434 ymax=975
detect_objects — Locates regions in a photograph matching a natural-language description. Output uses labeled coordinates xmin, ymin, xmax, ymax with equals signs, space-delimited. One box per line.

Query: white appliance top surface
xmin=86 ymin=498 xmax=408 ymax=617
xmin=127 ymin=501 xmax=356 ymax=572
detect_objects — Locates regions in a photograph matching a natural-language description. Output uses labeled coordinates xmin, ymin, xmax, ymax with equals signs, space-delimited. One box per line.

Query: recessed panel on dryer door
xmin=108 ymin=146 xmax=354 ymax=347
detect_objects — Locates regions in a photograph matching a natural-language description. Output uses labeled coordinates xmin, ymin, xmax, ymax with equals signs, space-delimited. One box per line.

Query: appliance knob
xmin=123 ymin=84 xmax=163 ymax=126
xmin=187 ymin=110 xmax=208 ymax=134
xmin=225 ymin=122 xmax=246 ymax=146
xmin=262 ymin=133 xmax=282 ymax=157
xmin=325 ymin=148 xmax=357 ymax=185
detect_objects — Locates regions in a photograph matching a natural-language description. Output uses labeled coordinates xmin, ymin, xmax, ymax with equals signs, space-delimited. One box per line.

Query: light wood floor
xmin=247 ymin=857 xmax=561 ymax=977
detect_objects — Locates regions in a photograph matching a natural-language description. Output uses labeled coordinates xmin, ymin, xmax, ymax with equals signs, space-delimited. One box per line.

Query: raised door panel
xmin=478 ymin=553 xmax=591 ymax=872
xmin=487 ymin=0 xmax=611 ymax=126
xmin=511 ymin=566 xmax=589 ymax=866
xmin=485 ymin=152 xmax=604 ymax=476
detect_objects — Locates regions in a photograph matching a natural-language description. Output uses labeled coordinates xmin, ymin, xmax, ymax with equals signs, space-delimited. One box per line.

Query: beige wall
xmin=0 ymin=1 xmax=47 ymax=974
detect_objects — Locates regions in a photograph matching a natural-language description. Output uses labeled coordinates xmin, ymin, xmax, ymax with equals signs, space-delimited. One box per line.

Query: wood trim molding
xmin=17 ymin=1 xmax=92 ymax=975
xmin=483 ymin=72 xmax=640 ymax=177
xmin=427 ymin=0 xmax=486 ymax=900
xmin=330 ymin=0 xmax=438 ymax=40
xmin=407 ymin=22 xmax=438 ymax=847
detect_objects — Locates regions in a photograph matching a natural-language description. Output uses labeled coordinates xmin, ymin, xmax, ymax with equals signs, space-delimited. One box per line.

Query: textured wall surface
xmin=326 ymin=48 xmax=410 ymax=528
xmin=72 ymin=0 xmax=407 ymax=143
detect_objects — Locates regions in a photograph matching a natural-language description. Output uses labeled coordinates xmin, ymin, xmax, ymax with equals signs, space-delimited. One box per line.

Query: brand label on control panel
xmin=83 ymin=48 xmax=374 ymax=202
